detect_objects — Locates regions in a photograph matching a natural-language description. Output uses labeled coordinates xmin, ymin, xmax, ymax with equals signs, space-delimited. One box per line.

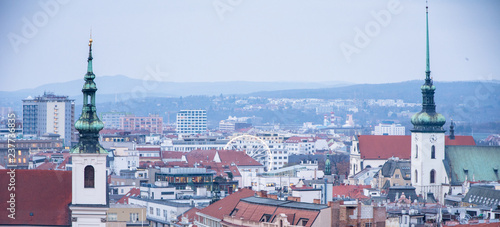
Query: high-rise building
xmin=120 ymin=114 xmax=163 ymax=134
xmin=101 ymin=111 xmax=126 ymax=129
xmin=176 ymin=110 xmax=207 ymax=135
xmin=22 ymin=92 xmax=75 ymax=146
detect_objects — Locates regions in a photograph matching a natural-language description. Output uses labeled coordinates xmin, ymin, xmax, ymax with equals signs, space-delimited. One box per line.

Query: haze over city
xmin=1 ymin=0 xmax=500 ymax=91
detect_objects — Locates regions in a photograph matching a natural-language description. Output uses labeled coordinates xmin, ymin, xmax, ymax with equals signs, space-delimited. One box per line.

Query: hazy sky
xmin=1 ymin=0 xmax=499 ymax=91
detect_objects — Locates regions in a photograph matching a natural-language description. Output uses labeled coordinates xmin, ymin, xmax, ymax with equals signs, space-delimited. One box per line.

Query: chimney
xmin=287 ymin=196 xmax=301 ymax=202
xmin=313 ymin=199 xmax=321 ymax=204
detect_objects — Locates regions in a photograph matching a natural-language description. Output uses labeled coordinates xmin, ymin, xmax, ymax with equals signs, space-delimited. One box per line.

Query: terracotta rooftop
xmin=0 ymin=169 xmax=72 ymax=226
xmin=178 ymin=207 xmax=201 ymax=223
xmin=229 ymin=197 xmax=328 ymax=227
xmin=116 ymin=188 xmax=141 ymax=204
xmin=35 ymin=162 xmax=58 ymax=170
xmin=197 ymin=188 xmax=255 ymax=220
xmin=162 ymin=150 xmax=184 ymax=159
xmin=332 ymin=185 xmax=371 ymax=199
xmin=357 ymin=135 xmax=475 ymax=160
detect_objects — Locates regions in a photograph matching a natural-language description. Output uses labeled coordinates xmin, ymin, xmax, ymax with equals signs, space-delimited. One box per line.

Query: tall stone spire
xmin=71 ymin=37 xmax=107 ymax=154
xmin=411 ymin=2 xmax=446 ymax=132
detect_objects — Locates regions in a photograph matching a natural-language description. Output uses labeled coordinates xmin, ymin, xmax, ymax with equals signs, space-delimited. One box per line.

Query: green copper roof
xmin=411 ymin=3 xmax=445 ymax=132
xmin=445 ymin=146 xmax=500 ymax=185
xmin=71 ymin=38 xmax=107 ymax=154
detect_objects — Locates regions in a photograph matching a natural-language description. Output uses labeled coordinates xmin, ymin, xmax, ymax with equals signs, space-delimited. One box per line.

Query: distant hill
xmin=247 ymin=80 xmax=500 ymax=104
xmin=0 ymin=75 xmax=351 ymax=102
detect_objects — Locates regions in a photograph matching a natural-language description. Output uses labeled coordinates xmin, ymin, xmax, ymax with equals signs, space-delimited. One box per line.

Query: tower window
xmin=415 ymin=170 xmax=418 ymax=183
xmin=415 ymin=145 xmax=418 ymax=158
xmin=430 ymin=169 xmax=436 ymax=184
xmin=84 ymin=165 xmax=95 ymax=188
xmin=431 ymin=145 xmax=436 ymax=159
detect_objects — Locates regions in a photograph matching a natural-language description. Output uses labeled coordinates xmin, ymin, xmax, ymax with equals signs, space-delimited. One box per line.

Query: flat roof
xmin=240 ymin=197 xmax=329 ymax=211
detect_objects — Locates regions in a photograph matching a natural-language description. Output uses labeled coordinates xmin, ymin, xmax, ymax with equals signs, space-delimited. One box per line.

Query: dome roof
xmin=411 ymin=111 xmax=446 ymax=132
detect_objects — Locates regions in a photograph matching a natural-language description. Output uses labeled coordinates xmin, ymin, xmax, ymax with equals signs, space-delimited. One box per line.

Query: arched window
xmin=84 ymin=165 xmax=95 ymax=188
xmin=415 ymin=145 xmax=418 ymax=158
xmin=431 ymin=145 xmax=436 ymax=159
xmin=415 ymin=170 xmax=418 ymax=183
xmin=430 ymin=169 xmax=436 ymax=184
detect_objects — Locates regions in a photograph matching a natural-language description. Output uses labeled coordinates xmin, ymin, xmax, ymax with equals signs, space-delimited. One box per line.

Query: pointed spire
xmin=410 ymin=0 xmax=446 ymax=132
xmin=87 ymin=30 xmax=94 ymax=74
xmin=449 ymin=119 xmax=455 ymax=140
xmin=426 ymin=0 xmax=430 ymax=76
xmin=72 ymin=36 xmax=106 ymax=154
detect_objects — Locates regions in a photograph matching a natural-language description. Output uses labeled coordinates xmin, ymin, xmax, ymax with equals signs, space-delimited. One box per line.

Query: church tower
xmin=410 ymin=2 xmax=447 ymax=201
xmin=70 ymin=37 xmax=109 ymax=226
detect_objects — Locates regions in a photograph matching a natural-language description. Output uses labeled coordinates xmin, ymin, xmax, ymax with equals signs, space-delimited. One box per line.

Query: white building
xmin=22 ymin=92 xmax=75 ymax=146
xmin=101 ymin=111 xmax=126 ymax=129
xmin=113 ymin=149 xmax=139 ymax=176
xmin=373 ymin=122 xmax=406 ymax=135
xmin=176 ymin=110 xmax=207 ymax=135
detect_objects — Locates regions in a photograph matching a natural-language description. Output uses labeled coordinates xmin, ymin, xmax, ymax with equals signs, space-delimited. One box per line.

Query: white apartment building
xmin=373 ymin=122 xmax=406 ymax=135
xmin=176 ymin=110 xmax=207 ymax=135
xmin=22 ymin=92 xmax=75 ymax=146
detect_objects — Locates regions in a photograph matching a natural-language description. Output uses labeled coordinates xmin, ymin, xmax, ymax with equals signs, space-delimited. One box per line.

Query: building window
xmin=150 ymin=207 xmax=153 ymax=214
xmin=108 ymin=213 xmax=117 ymax=221
xmin=415 ymin=145 xmax=418 ymax=158
xmin=395 ymin=174 xmax=400 ymax=179
xmin=84 ymin=165 xmax=95 ymax=188
xmin=415 ymin=170 xmax=418 ymax=183
xmin=431 ymin=145 xmax=436 ymax=159
xmin=130 ymin=213 xmax=139 ymax=222
xmin=156 ymin=208 xmax=160 ymax=216
xmin=430 ymin=169 xmax=436 ymax=184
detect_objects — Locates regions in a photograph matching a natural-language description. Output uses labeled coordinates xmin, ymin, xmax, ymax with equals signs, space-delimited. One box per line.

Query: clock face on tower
xmin=429 ymin=134 xmax=437 ymax=143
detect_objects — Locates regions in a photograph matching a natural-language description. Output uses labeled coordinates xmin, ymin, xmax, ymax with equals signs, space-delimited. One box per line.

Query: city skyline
xmin=1 ymin=0 xmax=499 ymax=91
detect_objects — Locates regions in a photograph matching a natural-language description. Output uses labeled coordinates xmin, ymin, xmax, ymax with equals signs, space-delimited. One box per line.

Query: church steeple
xmin=411 ymin=2 xmax=446 ymax=132
xmin=71 ymin=37 xmax=107 ymax=154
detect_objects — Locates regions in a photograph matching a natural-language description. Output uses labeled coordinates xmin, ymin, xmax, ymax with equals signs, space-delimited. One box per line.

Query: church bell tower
xmin=70 ymin=36 xmax=109 ymax=226
xmin=410 ymin=2 xmax=447 ymax=202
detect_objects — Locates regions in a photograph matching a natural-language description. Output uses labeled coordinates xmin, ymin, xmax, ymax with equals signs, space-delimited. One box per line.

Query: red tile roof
xmin=0 ymin=169 xmax=71 ymax=225
xmin=332 ymin=185 xmax=371 ymax=199
xmin=137 ymin=146 xmax=161 ymax=151
xmin=216 ymin=150 xmax=262 ymax=166
xmin=178 ymin=207 xmax=201 ymax=222
xmin=230 ymin=199 xmax=321 ymax=227
xmin=445 ymin=135 xmax=476 ymax=146
xmin=116 ymin=188 xmax=141 ymax=204
xmin=162 ymin=151 xmax=184 ymax=159
xmin=358 ymin=135 xmax=410 ymax=159
xmin=36 ymin=162 xmax=58 ymax=170
xmin=358 ymin=135 xmax=475 ymax=160
xmin=197 ymin=188 xmax=255 ymax=220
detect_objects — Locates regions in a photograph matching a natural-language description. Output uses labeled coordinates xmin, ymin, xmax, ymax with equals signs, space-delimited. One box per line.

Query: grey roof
xmin=463 ymin=186 xmax=500 ymax=208
xmin=240 ymin=197 xmax=329 ymax=210
xmin=131 ymin=197 xmax=192 ymax=207
xmin=380 ymin=159 xmax=411 ymax=180
xmin=445 ymin=146 xmax=500 ymax=185
xmin=387 ymin=186 xmax=418 ymax=202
